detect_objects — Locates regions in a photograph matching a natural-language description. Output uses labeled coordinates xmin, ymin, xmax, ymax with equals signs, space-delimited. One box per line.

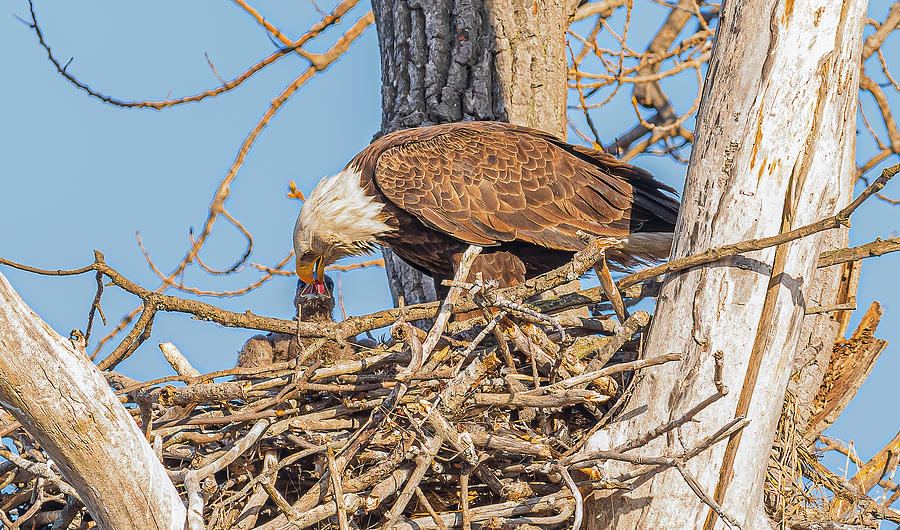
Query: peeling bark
xmin=805 ymin=302 xmax=887 ymax=442
xmin=789 ymin=229 xmax=853 ymax=434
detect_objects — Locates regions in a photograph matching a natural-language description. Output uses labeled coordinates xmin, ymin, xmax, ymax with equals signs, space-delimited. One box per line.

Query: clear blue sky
xmin=1 ymin=0 xmax=897 ymax=494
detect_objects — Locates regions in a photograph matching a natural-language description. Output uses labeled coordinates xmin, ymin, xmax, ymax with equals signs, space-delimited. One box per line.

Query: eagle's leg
xmin=462 ymin=251 xmax=527 ymax=288
xmin=449 ymin=251 xmax=526 ymax=318
xmin=448 ymin=252 xmax=525 ymax=369
xmin=594 ymin=253 xmax=629 ymax=324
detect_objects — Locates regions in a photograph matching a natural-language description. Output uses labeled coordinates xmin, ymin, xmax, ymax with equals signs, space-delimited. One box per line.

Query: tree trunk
xmin=789 ymin=8 xmax=896 ymax=435
xmin=0 ymin=272 xmax=186 ymax=529
xmin=371 ymin=0 xmax=579 ymax=305
xmin=584 ymin=0 xmax=867 ymax=528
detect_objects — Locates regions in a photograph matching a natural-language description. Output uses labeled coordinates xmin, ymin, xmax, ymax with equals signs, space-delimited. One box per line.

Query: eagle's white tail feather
xmin=606 ymin=232 xmax=674 ymax=270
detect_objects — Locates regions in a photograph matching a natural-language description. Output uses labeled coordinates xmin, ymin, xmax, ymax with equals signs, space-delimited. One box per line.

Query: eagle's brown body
xmin=341 ymin=121 xmax=679 ymax=285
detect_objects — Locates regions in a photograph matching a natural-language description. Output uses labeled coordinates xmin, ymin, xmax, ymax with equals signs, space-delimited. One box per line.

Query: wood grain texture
xmin=583 ymin=0 xmax=869 ymax=528
xmin=0 ymin=271 xmax=185 ymax=529
xmin=789 ymin=228 xmax=852 ymax=433
xmin=806 ymin=302 xmax=887 ymax=442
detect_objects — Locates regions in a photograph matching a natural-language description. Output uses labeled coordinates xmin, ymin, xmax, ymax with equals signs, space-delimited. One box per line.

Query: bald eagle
xmin=293 ymin=121 xmax=679 ymax=296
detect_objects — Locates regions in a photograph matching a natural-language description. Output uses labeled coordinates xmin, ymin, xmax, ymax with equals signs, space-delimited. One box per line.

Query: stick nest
xmin=1 ymin=246 xmax=661 ymax=529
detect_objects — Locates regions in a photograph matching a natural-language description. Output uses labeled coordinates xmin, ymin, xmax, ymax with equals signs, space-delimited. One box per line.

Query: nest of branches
xmin=0 ymin=240 xmax=687 ymax=529
xmin=2 ymin=231 xmax=688 ymax=529
xmin=764 ymin=392 xmax=897 ymax=530
xmin=1 ymin=166 xmax=899 ymax=528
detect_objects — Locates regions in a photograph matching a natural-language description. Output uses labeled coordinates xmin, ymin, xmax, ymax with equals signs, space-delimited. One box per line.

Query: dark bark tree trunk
xmin=371 ymin=0 xmax=579 ymax=305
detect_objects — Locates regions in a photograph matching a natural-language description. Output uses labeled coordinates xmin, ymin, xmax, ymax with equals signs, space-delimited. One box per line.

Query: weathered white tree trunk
xmin=0 ymin=272 xmax=186 ymax=529
xmin=789 ymin=9 xmax=897 ymax=434
xmin=584 ymin=0 xmax=867 ymax=528
xmin=372 ymin=0 xmax=578 ymax=305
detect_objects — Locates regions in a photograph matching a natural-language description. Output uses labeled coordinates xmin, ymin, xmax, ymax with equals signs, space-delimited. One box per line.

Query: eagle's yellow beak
xmin=296 ymin=257 xmax=325 ymax=285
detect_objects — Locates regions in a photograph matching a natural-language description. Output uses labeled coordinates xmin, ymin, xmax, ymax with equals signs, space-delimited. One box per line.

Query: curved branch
xmin=23 ymin=0 xmax=362 ymax=109
xmin=173 ymin=11 xmax=374 ymax=280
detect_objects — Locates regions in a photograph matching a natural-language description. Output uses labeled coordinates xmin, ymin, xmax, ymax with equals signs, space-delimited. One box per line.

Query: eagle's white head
xmin=292 ymin=168 xmax=392 ymax=294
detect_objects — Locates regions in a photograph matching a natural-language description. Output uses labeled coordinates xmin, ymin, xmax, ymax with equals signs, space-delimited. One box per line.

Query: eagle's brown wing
xmin=364 ymin=121 xmax=678 ymax=252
